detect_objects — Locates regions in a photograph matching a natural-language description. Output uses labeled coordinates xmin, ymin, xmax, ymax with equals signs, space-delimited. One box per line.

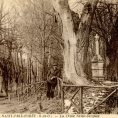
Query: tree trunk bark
xmin=51 ymin=0 xmax=99 ymax=85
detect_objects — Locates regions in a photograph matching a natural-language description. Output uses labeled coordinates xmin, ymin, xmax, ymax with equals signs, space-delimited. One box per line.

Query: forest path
xmin=0 ymin=93 xmax=62 ymax=114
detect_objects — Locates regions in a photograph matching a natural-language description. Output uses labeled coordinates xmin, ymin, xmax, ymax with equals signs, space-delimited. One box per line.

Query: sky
xmin=1 ymin=0 xmax=15 ymax=12
xmin=69 ymin=0 xmax=118 ymax=17
xmin=2 ymin=0 xmax=118 ymax=15
xmin=1 ymin=0 xmax=118 ymax=26
xmin=69 ymin=0 xmax=85 ymax=17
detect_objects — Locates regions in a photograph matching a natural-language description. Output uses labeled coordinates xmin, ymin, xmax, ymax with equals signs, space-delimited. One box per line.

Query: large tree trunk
xmin=51 ymin=0 xmax=98 ymax=85
xmin=52 ymin=0 xmax=85 ymax=85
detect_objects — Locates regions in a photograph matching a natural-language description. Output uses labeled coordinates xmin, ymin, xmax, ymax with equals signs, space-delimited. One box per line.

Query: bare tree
xmin=16 ymin=0 xmax=63 ymax=82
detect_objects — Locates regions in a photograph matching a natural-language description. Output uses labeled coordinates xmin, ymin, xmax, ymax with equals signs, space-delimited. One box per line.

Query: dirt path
xmin=0 ymin=94 xmax=62 ymax=114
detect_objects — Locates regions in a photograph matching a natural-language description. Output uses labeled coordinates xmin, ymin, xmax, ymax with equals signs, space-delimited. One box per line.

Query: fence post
xmin=35 ymin=80 xmax=36 ymax=93
xmin=116 ymin=89 xmax=118 ymax=108
xmin=18 ymin=94 xmax=20 ymax=101
xmin=61 ymin=84 xmax=64 ymax=113
xmin=8 ymin=94 xmax=11 ymax=101
xmin=21 ymin=86 xmax=23 ymax=100
xmin=80 ymin=86 xmax=83 ymax=114
xmin=57 ymin=79 xmax=60 ymax=98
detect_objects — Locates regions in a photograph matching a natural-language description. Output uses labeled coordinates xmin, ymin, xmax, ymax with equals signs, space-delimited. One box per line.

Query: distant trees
xmin=0 ymin=1 xmax=18 ymax=94
xmin=91 ymin=1 xmax=118 ymax=80
xmin=14 ymin=0 xmax=63 ymax=84
xmin=0 ymin=0 xmax=64 ymax=93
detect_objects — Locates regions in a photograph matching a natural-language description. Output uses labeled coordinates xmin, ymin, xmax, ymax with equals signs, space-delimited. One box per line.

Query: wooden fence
xmin=8 ymin=81 xmax=47 ymax=101
xmin=61 ymin=83 xmax=118 ymax=114
xmin=7 ymin=78 xmax=118 ymax=114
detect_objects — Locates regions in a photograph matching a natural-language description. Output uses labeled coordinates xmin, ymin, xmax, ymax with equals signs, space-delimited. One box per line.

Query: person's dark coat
xmin=46 ymin=66 xmax=61 ymax=99
xmin=47 ymin=67 xmax=61 ymax=84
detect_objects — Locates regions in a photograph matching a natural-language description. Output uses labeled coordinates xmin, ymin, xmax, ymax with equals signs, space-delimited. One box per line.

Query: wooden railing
xmin=8 ymin=78 xmax=62 ymax=101
xmin=88 ymin=88 xmax=118 ymax=114
xmin=8 ymin=78 xmax=118 ymax=114
xmin=61 ymin=82 xmax=118 ymax=114
xmin=8 ymin=81 xmax=47 ymax=101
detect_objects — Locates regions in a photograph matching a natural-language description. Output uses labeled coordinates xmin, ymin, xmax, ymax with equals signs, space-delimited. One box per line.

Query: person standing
xmin=47 ymin=63 xmax=61 ymax=99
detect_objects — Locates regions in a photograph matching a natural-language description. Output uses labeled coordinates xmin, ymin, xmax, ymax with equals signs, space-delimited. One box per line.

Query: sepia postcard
xmin=0 ymin=0 xmax=118 ymax=118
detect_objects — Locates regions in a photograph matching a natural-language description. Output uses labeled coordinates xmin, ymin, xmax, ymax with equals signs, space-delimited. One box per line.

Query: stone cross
xmin=95 ymin=34 xmax=99 ymax=55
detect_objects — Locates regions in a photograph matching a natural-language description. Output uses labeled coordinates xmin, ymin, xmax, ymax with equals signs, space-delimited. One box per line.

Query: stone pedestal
xmin=91 ymin=55 xmax=104 ymax=82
